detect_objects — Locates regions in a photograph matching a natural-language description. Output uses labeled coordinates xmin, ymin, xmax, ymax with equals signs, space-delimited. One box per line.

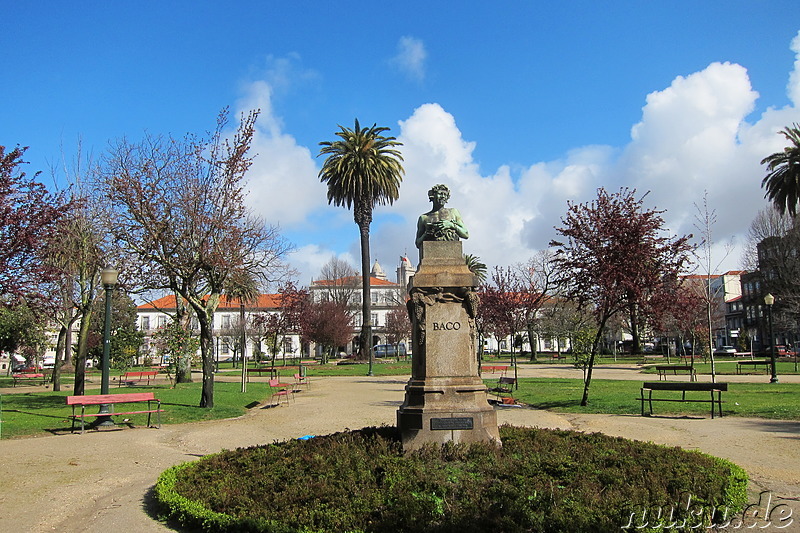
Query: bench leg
xmin=710 ymin=390 xmax=716 ymax=418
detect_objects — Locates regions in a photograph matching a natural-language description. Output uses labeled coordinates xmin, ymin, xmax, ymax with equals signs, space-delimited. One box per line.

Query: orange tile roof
xmin=312 ymin=276 xmax=399 ymax=287
xmin=138 ymin=293 xmax=283 ymax=311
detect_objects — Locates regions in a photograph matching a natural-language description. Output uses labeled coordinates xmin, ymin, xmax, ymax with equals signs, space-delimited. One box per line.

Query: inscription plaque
xmin=430 ymin=417 xmax=474 ymax=431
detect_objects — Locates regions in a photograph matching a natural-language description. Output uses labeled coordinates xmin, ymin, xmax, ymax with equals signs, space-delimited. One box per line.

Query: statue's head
xmin=428 ymin=184 xmax=451 ymax=203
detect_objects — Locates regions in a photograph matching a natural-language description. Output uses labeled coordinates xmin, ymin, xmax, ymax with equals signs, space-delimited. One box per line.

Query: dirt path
xmin=1 ymin=369 xmax=798 ymax=532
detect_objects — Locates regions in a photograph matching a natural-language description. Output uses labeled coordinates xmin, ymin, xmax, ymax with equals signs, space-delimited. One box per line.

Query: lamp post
xmin=96 ymin=267 xmax=119 ymax=427
xmin=764 ymin=293 xmax=779 ymax=384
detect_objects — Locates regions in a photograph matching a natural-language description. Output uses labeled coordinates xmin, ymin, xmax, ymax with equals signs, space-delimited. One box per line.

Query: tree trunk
xmin=526 ymin=323 xmax=538 ymax=362
xmin=580 ymin=317 xmax=608 ymax=406
xmin=629 ymin=301 xmax=640 ymax=354
xmin=175 ymin=297 xmax=193 ymax=383
xmin=73 ymin=309 xmax=93 ymax=396
xmin=198 ymin=311 xmax=215 ymax=408
xmin=707 ymin=300 xmax=716 ymax=382
xmin=51 ymin=325 xmax=67 ymax=392
xmin=358 ymin=220 xmax=373 ymax=375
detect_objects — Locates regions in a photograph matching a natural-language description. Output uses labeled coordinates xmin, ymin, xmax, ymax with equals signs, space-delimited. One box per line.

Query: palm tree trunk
xmin=359 ymin=220 xmax=373 ymax=375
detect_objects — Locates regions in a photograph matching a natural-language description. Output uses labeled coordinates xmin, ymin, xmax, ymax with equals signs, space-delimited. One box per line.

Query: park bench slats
xmin=654 ymin=365 xmax=697 ymax=381
xmin=66 ymin=392 xmax=163 ymax=434
xmin=118 ymin=370 xmax=158 ymax=387
xmin=736 ymin=360 xmax=771 ymax=374
xmin=11 ymin=373 xmax=48 ymax=387
xmin=639 ymin=381 xmax=727 ymax=419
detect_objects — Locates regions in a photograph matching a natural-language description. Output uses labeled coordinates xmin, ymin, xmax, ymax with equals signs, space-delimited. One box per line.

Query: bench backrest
xmin=643 ymin=382 xmax=727 ymax=391
xmin=498 ymin=377 xmax=516 ymax=385
xmin=12 ymin=373 xmax=44 ymax=378
xmin=655 ymin=365 xmax=692 ymax=370
xmin=66 ymin=392 xmax=157 ymax=406
xmin=123 ymin=371 xmax=158 ymax=378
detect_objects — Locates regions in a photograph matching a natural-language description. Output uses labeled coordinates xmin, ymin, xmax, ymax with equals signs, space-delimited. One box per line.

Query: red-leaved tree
xmin=0 ymin=146 xmax=73 ymax=305
xmin=551 ymin=187 xmax=692 ymax=406
xmin=300 ymin=300 xmax=353 ymax=364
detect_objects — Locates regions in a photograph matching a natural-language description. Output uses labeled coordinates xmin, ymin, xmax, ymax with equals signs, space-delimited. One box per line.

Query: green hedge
xmin=154 ymin=425 xmax=748 ymax=533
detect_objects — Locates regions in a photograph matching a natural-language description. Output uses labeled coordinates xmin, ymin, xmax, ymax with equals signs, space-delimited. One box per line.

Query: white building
xmin=308 ymin=256 xmax=415 ymax=354
xmin=137 ymin=293 xmax=303 ymax=365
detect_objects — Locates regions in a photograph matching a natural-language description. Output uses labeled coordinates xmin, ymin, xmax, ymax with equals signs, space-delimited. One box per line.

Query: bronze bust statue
xmin=415 ymin=184 xmax=469 ymax=248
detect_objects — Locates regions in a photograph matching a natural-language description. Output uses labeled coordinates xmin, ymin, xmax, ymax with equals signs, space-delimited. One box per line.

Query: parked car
xmin=12 ymin=363 xmax=40 ymax=373
xmin=373 ymin=344 xmax=407 ymax=358
xmin=765 ymin=345 xmax=797 ymax=357
xmin=713 ymin=346 xmax=736 ymax=355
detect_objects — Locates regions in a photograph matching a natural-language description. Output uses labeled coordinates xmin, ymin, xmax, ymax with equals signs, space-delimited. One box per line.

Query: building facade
xmin=308 ymin=256 xmax=415 ymax=355
xmin=137 ymin=293 xmax=303 ymax=365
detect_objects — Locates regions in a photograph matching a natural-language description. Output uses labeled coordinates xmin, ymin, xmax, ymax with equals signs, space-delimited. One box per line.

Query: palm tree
xmin=225 ymin=269 xmax=261 ymax=392
xmin=318 ymin=119 xmax=404 ymax=375
xmin=464 ymin=254 xmax=488 ymax=284
xmin=762 ymin=123 xmax=800 ymax=216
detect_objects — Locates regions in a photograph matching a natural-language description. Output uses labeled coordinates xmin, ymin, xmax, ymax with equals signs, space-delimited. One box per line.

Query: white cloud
xmin=789 ymin=30 xmax=800 ymax=106
xmin=288 ymin=244 xmax=358 ymax=285
xmin=375 ymin=44 xmax=800 ymax=275
xmin=619 ymin=57 xmax=800 ymax=272
xmin=236 ymin=79 xmax=327 ymax=228
xmin=238 ymin=35 xmax=800 ymax=286
xmin=367 ymin=103 xmax=611 ymax=271
xmin=392 ymin=36 xmax=427 ymax=82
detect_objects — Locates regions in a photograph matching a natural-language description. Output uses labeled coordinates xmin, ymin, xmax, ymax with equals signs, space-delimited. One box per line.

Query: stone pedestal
xmin=397 ymin=241 xmax=501 ymax=451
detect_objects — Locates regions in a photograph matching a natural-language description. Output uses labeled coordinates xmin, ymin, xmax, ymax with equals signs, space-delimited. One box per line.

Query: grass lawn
xmin=502 ymin=378 xmax=800 ymax=419
xmin=215 ymin=360 xmax=414 ymax=377
xmin=3 ymin=360 xmax=798 ymax=439
xmin=0 ymin=380 xmax=267 ymax=439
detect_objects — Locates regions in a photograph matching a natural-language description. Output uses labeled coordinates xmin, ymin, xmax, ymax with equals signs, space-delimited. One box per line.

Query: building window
xmin=141 ymin=316 xmax=150 ymax=331
xmin=221 ymin=315 xmax=231 ymax=329
xmin=158 ymin=315 xmax=167 ymax=328
xmin=372 ymin=313 xmax=379 ymax=326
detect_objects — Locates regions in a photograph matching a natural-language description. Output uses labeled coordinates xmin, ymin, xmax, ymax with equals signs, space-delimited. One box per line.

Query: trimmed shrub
xmin=154 ymin=425 xmax=747 ymax=532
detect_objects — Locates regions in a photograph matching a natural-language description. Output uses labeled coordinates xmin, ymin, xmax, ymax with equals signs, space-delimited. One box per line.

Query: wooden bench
xmin=66 ymin=392 xmax=163 ymax=433
xmin=736 ymin=360 xmax=771 ymax=374
xmin=488 ymin=376 xmax=516 ymax=404
xmin=639 ymin=381 xmax=727 ymax=419
xmin=655 ymin=365 xmax=697 ymax=381
xmin=246 ymin=367 xmax=279 ymax=381
xmin=480 ymin=365 xmax=509 ymax=375
xmin=11 ymin=373 xmax=48 ymax=387
xmin=117 ymin=370 xmax=158 ymax=387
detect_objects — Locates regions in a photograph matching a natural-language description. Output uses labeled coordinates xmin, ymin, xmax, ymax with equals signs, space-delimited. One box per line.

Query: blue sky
xmin=4 ymin=2 xmax=800 ymax=286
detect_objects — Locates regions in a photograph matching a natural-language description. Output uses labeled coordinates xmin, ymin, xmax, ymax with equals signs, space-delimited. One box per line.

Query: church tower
xmin=396 ymin=255 xmax=416 ymax=294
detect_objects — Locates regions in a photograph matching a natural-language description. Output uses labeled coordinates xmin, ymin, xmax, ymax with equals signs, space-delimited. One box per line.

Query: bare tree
xmin=100 ymin=109 xmax=292 ymax=408
xmin=385 ymin=305 xmax=412 ymax=358
xmin=514 ymin=250 xmax=558 ymax=361
xmin=316 ymin=256 xmax=359 ymax=308
xmin=693 ymin=191 xmax=733 ymax=381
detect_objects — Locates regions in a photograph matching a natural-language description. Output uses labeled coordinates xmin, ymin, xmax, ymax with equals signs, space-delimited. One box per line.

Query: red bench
xmin=11 ymin=373 xmax=48 ymax=387
xmin=118 ymin=370 xmax=158 ymax=387
xmin=66 ymin=392 xmax=163 ymax=433
xmin=480 ymin=365 xmax=509 ymax=375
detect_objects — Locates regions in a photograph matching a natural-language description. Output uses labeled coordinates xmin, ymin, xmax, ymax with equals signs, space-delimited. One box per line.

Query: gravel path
xmin=1 ymin=365 xmax=798 ymax=532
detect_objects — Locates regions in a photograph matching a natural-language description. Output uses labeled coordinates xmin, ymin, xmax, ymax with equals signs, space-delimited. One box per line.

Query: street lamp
xmin=96 ymin=267 xmax=119 ymax=427
xmin=764 ymin=293 xmax=779 ymax=384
